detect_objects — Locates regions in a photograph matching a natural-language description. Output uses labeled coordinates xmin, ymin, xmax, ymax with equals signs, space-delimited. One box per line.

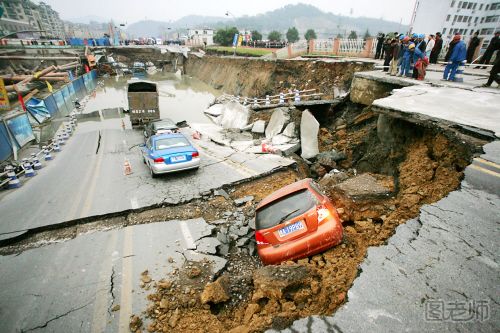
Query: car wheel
xmin=150 ymin=166 xmax=157 ymax=178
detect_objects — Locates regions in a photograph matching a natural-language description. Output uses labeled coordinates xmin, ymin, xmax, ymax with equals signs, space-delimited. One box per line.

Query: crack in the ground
xmin=20 ymin=300 xmax=93 ymax=333
xmin=107 ymin=266 xmax=116 ymax=315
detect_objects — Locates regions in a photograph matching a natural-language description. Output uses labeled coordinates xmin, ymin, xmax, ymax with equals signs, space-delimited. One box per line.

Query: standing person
xmin=414 ymin=43 xmax=429 ymax=80
xmin=426 ymin=34 xmax=435 ymax=58
xmin=445 ymin=35 xmax=459 ymax=62
xmin=430 ymin=32 xmax=443 ymax=63
xmin=375 ymin=33 xmax=385 ymax=59
xmin=476 ymin=31 xmax=500 ymax=68
xmin=482 ymin=54 xmax=500 ymax=87
xmin=384 ymin=38 xmax=397 ymax=74
xmin=390 ymin=36 xmax=402 ymax=75
xmin=398 ymin=37 xmax=414 ymax=77
xmin=467 ymin=31 xmax=481 ymax=63
xmin=443 ymin=34 xmax=467 ymax=81
xmin=413 ymin=35 xmax=427 ymax=78
xmin=383 ymin=38 xmax=396 ymax=72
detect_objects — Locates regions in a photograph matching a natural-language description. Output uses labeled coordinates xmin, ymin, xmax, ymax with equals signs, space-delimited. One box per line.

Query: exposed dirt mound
xmin=185 ymin=56 xmax=373 ymax=98
xmin=134 ymin=103 xmax=482 ymax=332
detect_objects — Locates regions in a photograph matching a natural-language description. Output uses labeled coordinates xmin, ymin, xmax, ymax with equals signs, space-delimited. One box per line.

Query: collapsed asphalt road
xmin=0 ymin=112 xmax=294 ymax=242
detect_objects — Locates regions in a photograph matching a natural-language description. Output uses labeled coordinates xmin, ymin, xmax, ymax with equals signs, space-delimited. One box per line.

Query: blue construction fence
xmin=0 ymin=70 xmax=98 ymax=162
xmin=68 ymin=38 xmax=111 ymax=47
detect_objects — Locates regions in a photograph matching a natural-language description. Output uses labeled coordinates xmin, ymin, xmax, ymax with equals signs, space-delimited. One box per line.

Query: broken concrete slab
xmin=265 ymin=108 xmax=290 ymax=139
xmin=204 ymin=104 xmax=225 ymax=117
xmin=282 ymin=122 xmax=296 ymax=137
xmin=252 ymin=120 xmax=266 ymax=133
xmin=218 ymin=101 xmax=250 ymax=130
xmin=373 ymin=85 xmax=500 ymax=138
xmin=195 ymin=237 xmax=221 ymax=255
xmin=271 ymin=134 xmax=292 ymax=145
xmin=334 ymin=173 xmax=394 ymax=200
xmin=329 ymin=173 xmax=395 ymax=221
xmin=234 ymin=196 xmax=254 ymax=206
xmin=300 ymin=110 xmax=320 ymax=159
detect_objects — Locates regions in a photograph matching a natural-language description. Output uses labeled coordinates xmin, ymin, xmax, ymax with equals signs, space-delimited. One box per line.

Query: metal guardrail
xmin=214 ymin=89 xmax=324 ymax=107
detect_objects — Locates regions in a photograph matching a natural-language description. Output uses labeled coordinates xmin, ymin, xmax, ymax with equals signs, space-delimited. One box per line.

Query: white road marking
xmin=179 ymin=221 xmax=196 ymax=250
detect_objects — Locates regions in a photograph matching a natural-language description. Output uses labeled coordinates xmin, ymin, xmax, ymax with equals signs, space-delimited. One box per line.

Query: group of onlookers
xmin=374 ymin=31 xmax=499 ymax=86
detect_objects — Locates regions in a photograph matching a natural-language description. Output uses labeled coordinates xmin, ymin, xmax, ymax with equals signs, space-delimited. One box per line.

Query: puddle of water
xmin=82 ymin=73 xmax=219 ymax=124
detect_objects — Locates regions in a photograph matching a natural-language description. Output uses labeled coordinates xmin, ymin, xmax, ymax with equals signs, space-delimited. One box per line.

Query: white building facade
xmin=0 ymin=0 xmax=65 ymax=38
xmin=186 ymin=28 xmax=214 ymax=46
xmin=411 ymin=0 xmax=500 ymax=48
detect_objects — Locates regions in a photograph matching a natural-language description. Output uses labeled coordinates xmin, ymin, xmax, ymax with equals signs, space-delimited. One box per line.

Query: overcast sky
xmin=41 ymin=0 xmax=415 ymax=25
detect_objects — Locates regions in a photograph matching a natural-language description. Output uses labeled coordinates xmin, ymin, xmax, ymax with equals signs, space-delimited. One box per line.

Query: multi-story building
xmin=186 ymin=28 xmax=214 ymax=46
xmin=0 ymin=0 xmax=65 ymax=38
xmin=411 ymin=0 xmax=500 ymax=49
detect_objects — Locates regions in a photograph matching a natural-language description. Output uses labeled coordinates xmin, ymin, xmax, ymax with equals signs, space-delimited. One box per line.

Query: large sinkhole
xmin=134 ymin=99 xmax=489 ymax=333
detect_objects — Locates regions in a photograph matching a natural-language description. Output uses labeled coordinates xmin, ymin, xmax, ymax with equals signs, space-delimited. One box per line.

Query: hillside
xmin=125 ymin=3 xmax=407 ymax=39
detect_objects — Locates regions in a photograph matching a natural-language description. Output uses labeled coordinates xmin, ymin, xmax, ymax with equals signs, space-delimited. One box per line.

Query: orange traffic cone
xmin=124 ymin=159 xmax=132 ymax=175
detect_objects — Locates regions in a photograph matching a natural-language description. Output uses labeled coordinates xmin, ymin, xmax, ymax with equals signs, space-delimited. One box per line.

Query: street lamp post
xmin=225 ymin=11 xmax=237 ymax=56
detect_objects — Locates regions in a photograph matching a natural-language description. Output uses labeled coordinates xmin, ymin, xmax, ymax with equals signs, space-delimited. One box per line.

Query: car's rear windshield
xmin=154 ymin=120 xmax=176 ymax=130
xmin=255 ymin=189 xmax=318 ymax=230
xmin=155 ymin=137 xmax=190 ymax=150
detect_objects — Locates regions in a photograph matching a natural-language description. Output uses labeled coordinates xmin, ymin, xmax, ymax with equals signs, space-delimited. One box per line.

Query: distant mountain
xmin=126 ymin=3 xmax=407 ymax=39
xmin=66 ymin=15 xmax=109 ymax=24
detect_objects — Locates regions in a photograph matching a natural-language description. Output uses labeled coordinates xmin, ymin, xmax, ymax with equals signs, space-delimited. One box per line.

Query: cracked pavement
xmin=0 ymin=218 xmax=226 ymax=332
xmin=270 ymin=141 xmax=500 ymax=333
xmin=0 ymin=115 xmax=294 ymax=241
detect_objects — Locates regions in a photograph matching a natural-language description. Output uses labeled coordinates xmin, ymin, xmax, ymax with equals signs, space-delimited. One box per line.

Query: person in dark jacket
xmin=383 ymin=38 xmax=396 ymax=72
xmin=482 ymin=54 xmax=500 ymax=87
xmin=477 ymin=31 xmax=500 ymax=68
xmin=390 ymin=36 xmax=403 ymax=75
xmin=443 ymin=34 xmax=467 ymax=81
xmin=467 ymin=31 xmax=481 ymax=63
xmin=430 ymin=32 xmax=443 ymax=63
xmin=445 ymin=37 xmax=459 ymax=62
xmin=375 ymin=33 xmax=385 ymax=59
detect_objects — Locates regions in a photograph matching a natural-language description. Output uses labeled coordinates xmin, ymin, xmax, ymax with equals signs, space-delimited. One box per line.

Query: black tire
xmin=150 ymin=166 xmax=157 ymax=178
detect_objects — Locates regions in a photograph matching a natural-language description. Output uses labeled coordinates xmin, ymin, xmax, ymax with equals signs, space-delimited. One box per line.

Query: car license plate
xmin=278 ymin=221 xmax=304 ymax=238
xmin=171 ymin=155 xmax=186 ymax=162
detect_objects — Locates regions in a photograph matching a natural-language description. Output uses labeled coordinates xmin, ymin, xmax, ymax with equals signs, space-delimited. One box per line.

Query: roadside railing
xmin=214 ymin=89 xmax=325 ymax=108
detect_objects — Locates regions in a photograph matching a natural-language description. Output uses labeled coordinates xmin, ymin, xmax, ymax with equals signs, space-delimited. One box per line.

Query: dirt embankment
xmin=131 ymin=101 xmax=486 ymax=333
xmin=184 ymin=56 xmax=373 ymax=98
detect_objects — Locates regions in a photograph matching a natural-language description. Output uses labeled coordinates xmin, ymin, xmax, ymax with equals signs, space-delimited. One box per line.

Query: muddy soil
xmin=129 ymin=103 xmax=486 ymax=333
xmin=185 ymin=56 xmax=373 ymax=98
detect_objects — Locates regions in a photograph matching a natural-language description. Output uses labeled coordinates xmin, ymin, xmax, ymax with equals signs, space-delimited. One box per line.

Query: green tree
xmin=268 ymin=30 xmax=282 ymax=41
xmin=348 ymin=30 xmax=358 ymax=39
xmin=304 ymin=29 xmax=317 ymax=41
xmin=286 ymin=27 xmax=299 ymax=43
xmin=214 ymin=27 xmax=239 ymax=46
xmin=364 ymin=29 xmax=371 ymax=39
xmin=251 ymin=30 xmax=262 ymax=41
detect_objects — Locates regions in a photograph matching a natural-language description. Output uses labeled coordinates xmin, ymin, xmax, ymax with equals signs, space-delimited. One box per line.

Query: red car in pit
xmin=255 ymin=178 xmax=343 ymax=265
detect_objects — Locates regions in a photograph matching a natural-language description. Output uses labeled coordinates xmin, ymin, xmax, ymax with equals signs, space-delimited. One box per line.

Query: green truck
xmin=127 ymin=80 xmax=160 ymax=127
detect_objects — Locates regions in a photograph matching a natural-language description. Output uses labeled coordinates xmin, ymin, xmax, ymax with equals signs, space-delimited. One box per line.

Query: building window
xmin=485 ymin=4 xmax=489 ymax=10
xmin=468 ymin=2 xmax=473 ymax=8
xmin=490 ymin=3 xmax=500 ymax=10
xmin=458 ymin=1 xmax=462 ymax=7
xmin=485 ymin=15 xmax=499 ymax=22
xmin=442 ymin=28 xmax=447 ymax=35
xmin=462 ymin=1 xmax=468 ymax=8
xmin=446 ymin=14 xmax=451 ymax=21
xmin=451 ymin=0 xmax=456 ymax=7
xmin=473 ymin=3 xmax=477 ymax=9
xmin=481 ymin=17 xmax=484 ymax=23
xmin=479 ymin=4 xmax=483 ymax=10
xmin=464 ymin=29 xmax=468 ymax=34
